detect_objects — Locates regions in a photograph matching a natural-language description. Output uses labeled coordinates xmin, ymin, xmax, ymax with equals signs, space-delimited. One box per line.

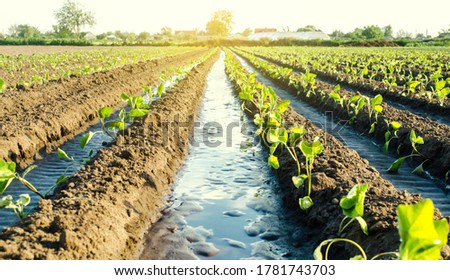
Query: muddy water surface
xmin=139 ymin=53 xmax=312 ymax=260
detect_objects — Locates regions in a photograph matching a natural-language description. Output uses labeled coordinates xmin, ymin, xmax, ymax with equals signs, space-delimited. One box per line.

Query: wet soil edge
xmin=0 ymin=51 xmax=220 ymax=260
xmin=226 ymin=53 xmax=450 ymax=259
xmin=0 ymin=49 xmax=210 ymax=169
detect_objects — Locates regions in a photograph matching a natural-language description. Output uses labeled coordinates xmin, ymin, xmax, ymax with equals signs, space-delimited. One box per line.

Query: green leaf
xmin=409 ymin=130 xmax=424 ymax=145
xmin=98 ymin=107 xmax=112 ymax=119
xmin=16 ymin=194 xmax=30 ymax=207
xmin=57 ymin=148 xmax=73 ymax=161
xmin=384 ymin=131 xmax=391 ymax=142
xmin=0 ymin=195 xmax=13 ymax=208
xmin=397 ymin=199 xmax=449 ymax=260
xmin=350 ymin=255 xmax=365 ymax=260
xmin=412 ymin=160 xmax=428 ymax=175
xmin=157 ymin=83 xmax=165 ymax=96
xmin=22 ymin=165 xmax=37 ymax=178
xmin=329 ymin=93 xmax=341 ymax=102
xmin=390 ymin=121 xmax=402 ymax=130
xmin=108 ymin=121 xmax=126 ymax=130
xmin=371 ymin=94 xmax=383 ymax=106
xmin=120 ymin=93 xmax=130 ymax=101
xmin=373 ymin=105 xmax=383 ymax=113
xmin=300 ymin=137 xmax=324 ymax=158
xmin=0 ymin=79 xmax=5 ymax=92
xmin=299 ymin=196 xmax=314 ymax=210
xmin=313 ymin=239 xmax=333 ymax=260
xmin=119 ymin=109 xmax=126 ymax=121
xmin=128 ymin=109 xmax=149 ymax=118
xmin=292 ymin=174 xmax=308 ymax=188
xmin=355 ymin=216 xmax=369 ymax=235
xmin=369 ymin=123 xmax=376 ymax=134
xmin=0 ymin=161 xmax=16 ymax=194
xmin=275 ymin=100 xmax=290 ymax=113
xmin=80 ymin=131 xmax=94 ymax=149
xmin=435 ymin=80 xmax=446 ymax=91
xmin=268 ymin=155 xmax=279 ymax=169
xmin=56 ymin=174 xmax=68 ymax=185
xmin=339 ymin=183 xmax=368 ymax=218
xmin=239 ymin=88 xmax=253 ymax=101
xmin=289 ymin=126 xmax=306 ymax=145
xmin=387 ymin=156 xmax=406 ymax=173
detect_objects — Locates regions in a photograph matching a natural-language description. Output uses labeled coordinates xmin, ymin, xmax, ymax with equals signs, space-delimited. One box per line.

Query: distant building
xmin=84 ymin=32 xmax=96 ymax=40
xmin=106 ymin=34 xmax=122 ymax=41
xmin=175 ymin=30 xmax=197 ymax=36
xmin=255 ymin=28 xmax=277 ymax=33
xmin=248 ymin=31 xmax=330 ymax=41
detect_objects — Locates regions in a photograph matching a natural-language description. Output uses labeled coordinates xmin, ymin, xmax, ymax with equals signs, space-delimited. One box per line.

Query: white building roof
xmin=248 ymin=31 xmax=330 ymax=41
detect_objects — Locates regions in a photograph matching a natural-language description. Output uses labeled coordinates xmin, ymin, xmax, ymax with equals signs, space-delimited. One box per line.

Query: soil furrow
xmin=0 ymin=49 xmax=210 ymax=169
xmin=0 ymin=50 xmax=220 ymax=260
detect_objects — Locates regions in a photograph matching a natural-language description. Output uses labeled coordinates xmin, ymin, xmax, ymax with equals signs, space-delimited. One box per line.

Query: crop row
xmin=232 ymin=48 xmax=450 ymax=181
xmin=239 ymin=47 xmax=450 ymax=107
xmin=0 ymin=47 xmax=203 ymax=93
xmin=223 ymin=49 xmax=448 ymax=260
xmin=0 ymin=49 xmax=218 ymax=224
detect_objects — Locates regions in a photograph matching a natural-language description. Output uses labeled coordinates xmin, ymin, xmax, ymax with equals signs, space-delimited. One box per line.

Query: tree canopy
xmin=206 ymin=10 xmax=233 ymax=37
xmin=54 ymin=0 xmax=95 ymax=39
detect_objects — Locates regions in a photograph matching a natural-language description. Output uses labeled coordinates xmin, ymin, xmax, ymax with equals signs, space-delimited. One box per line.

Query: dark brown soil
xmin=0 ymin=50 xmax=220 ymax=260
xmin=226 ymin=53 xmax=450 ymax=259
xmin=0 ymin=49 xmax=210 ymax=169
xmin=236 ymin=51 xmax=450 ymax=181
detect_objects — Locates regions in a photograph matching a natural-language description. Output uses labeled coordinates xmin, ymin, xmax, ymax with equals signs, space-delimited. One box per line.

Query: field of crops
xmin=0 ymin=45 xmax=449 ymax=260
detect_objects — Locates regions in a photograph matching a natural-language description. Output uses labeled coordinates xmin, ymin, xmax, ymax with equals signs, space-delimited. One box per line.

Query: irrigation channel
xmin=138 ymin=53 xmax=312 ymax=260
xmin=233 ymin=53 xmax=450 ymax=216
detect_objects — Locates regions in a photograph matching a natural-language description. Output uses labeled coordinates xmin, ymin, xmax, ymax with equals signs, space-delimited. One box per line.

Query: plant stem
xmin=15 ymin=176 xmax=44 ymax=199
xmin=324 ymin=238 xmax=367 ymax=260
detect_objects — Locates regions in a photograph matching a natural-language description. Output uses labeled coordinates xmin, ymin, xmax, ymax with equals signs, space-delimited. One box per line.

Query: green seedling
xmin=314 ymin=198 xmax=448 ymax=260
xmin=0 ymin=161 xmax=43 ymax=199
xmin=338 ymin=183 xmax=369 ymax=235
xmin=405 ymin=80 xmax=420 ymax=95
xmin=0 ymin=194 xmax=31 ymax=220
xmin=298 ymin=137 xmax=324 ymax=210
xmin=432 ymin=79 xmax=450 ymax=106
xmin=383 ymin=121 xmax=401 ymax=153
xmin=387 ymin=129 xmax=424 ymax=173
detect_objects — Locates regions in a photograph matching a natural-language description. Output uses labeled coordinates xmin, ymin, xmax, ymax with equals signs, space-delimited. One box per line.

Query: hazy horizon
xmin=1 ymin=0 xmax=449 ymax=37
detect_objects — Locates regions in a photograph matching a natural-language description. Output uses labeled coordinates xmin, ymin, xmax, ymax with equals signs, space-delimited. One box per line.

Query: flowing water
xmin=139 ymin=53 xmax=312 ymax=260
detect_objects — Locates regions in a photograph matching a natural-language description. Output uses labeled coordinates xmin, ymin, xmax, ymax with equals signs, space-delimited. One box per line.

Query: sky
xmin=1 ymin=0 xmax=449 ymax=37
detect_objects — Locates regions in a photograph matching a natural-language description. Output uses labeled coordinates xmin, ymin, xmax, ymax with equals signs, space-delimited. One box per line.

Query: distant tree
xmin=438 ymin=26 xmax=450 ymax=38
xmin=206 ymin=10 xmax=233 ymax=36
xmin=361 ymin=25 xmax=384 ymax=39
xmin=415 ymin=33 xmax=427 ymax=40
xmin=8 ymin=24 xmax=41 ymax=39
xmin=54 ymin=0 xmax=95 ymax=39
xmin=137 ymin=32 xmax=151 ymax=42
xmin=160 ymin=26 xmax=173 ymax=36
xmin=383 ymin=25 xmax=394 ymax=38
xmin=396 ymin=29 xmax=413 ymax=39
xmin=330 ymin=30 xmax=345 ymax=39
xmin=240 ymin=28 xmax=253 ymax=37
xmin=346 ymin=28 xmax=363 ymax=40
xmin=297 ymin=25 xmax=320 ymax=32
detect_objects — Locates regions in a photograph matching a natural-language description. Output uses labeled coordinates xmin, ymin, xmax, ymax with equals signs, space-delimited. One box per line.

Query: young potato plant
xmin=0 ymin=78 xmax=5 ymax=93
xmin=383 ymin=121 xmax=402 ymax=153
xmin=315 ymin=198 xmax=448 ymax=260
xmin=298 ymin=137 xmax=324 ymax=210
xmin=338 ymin=183 xmax=369 ymax=235
xmin=387 ymin=129 xmax=424 ymax=173
xmin=0 ymin=161 xmax=42 ymax=220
